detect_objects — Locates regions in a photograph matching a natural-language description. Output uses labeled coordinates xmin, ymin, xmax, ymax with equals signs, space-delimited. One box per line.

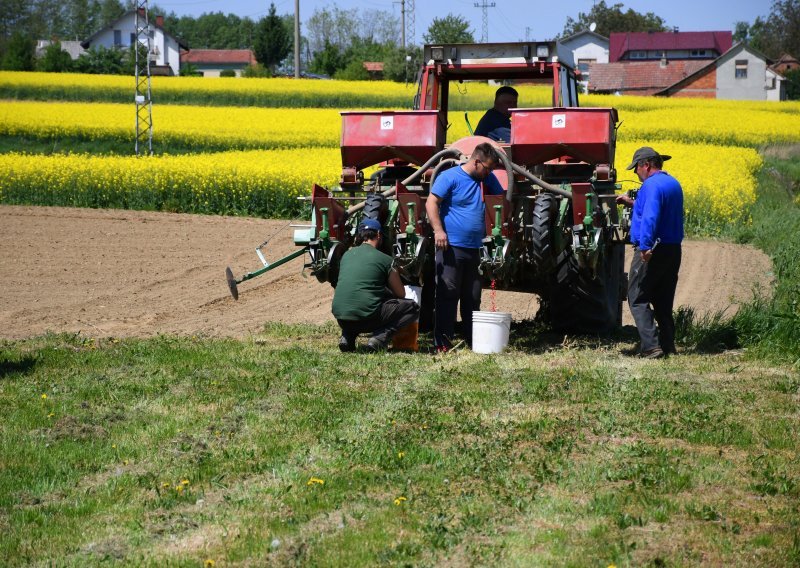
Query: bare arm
xmin=425 ymin=194 xmax=448 ymax=250
xmin=387 ymin=268 xmax=405 ymax=298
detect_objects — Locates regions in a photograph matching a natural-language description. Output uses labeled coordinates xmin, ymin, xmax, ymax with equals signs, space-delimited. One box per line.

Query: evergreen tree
xmin=253 ymin=3 xmax=291 ymax=72
xmin=2 ymin=31 xmax=35 ymax=70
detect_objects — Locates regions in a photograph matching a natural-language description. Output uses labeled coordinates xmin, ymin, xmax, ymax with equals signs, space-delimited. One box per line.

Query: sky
xmin=155 ymin=0 xmax=774 ymax=46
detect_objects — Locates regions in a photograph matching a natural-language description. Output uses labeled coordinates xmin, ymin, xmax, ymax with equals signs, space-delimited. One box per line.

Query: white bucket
xmin=472 ymin=310 xmax=512 ymax=354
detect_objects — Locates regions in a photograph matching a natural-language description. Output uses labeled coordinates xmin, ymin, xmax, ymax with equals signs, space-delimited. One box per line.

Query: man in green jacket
xmin=332 ymin=218 xmax=419 ymax=352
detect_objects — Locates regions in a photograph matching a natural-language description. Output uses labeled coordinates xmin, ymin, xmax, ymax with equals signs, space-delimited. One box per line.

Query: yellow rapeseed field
xmin=0 ymin=149 xmax=342 ymax=217
xmin=0 ymin=73 xmax=795 ymax=227
xmin=4 ymin=99 xmax=799 ymax=151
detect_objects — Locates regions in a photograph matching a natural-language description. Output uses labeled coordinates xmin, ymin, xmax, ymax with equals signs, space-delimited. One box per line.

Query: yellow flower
xmin=48 ymin=412 xmax=54 ymax=418
xmin=205 ymin=561 xmax=216 ymax=568
xmin=397 ymin=452 xmax=405 ymax=459
xmin=181 ymin=479 xmax=190 ymax=485
xmin=41 ymin=394 xmax=47 ymax=400
xmin=162 ymin=482 xmax=171 ymax=488
xmin=307 ymin=477 xmax=325 ymax=486
xmin=394 ymin=496 xmax=407 ymax=506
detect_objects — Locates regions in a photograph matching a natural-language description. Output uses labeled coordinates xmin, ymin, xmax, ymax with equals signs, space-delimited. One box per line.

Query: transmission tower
xmin=405 ymin=0 xmax=415 ymax=48
xmin=134 ymin=0 xmax=153 ymax=156
xmin=473 ymin=0 xmax=495 ymax=43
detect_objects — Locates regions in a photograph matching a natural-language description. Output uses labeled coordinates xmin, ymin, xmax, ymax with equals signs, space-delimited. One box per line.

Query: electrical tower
xmin=134 ymin=0 xmax=153 ymax=156
xmin=405 ymin=0 xmax=415 ymax=49
xmin=473 ymin=0 xmax=495 ymax=43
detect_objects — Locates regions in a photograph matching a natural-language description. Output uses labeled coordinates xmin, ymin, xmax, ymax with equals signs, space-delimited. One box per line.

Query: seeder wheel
xmin=225 ymin=266 xmax=239 ymax=300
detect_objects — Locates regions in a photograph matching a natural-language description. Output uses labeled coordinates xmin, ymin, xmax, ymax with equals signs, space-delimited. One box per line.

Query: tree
xmin=739 ymin=1 xmax=800 ymax=60
xmin=253 ymin=3 xmax=291 ymax=72
xmin=334 ymin=59 xmax=369 ymax=80
xmin=309 ymin=40 xmax=344 ymax=76
xmin=423 ymin=14 xmax=474 ymax=44
xmin=37 ymin=41 xmax=73 ymax=72
xmin=383 ymin=45 xmax=423 ymax=83
xmin=560 ymin=1 xmax=667 ymax=38
xmin=785 ymin=68 xmax=800 ymax=100
xmin=2 ymin=31 xmax=35 ymax=70
xmin=73 ymin=45 xmax=126 ymax=74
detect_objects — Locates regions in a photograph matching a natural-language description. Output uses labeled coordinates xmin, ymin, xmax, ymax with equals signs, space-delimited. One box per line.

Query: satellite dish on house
xmin=589 ymin=22 xmax=597 ymax=32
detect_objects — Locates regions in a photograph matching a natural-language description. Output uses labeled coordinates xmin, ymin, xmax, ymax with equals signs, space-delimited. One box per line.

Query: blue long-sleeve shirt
xmin=630 ymin=170 xmax=684 ymax=251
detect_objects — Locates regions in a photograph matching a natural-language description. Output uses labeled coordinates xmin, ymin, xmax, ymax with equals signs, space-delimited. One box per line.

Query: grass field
xmin=1 ymin=155 xmax=799 ymax=566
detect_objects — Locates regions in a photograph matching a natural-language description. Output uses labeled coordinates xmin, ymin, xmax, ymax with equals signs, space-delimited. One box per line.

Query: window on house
xmin=690 ymin=49 xmax=707 ymax=58
xmin=129 ymin=33 xmax=136 ymax=46
xmin=629 ymin=50 xmax=647 ymax=59
xmin=113 ymin=30 xmax=121 ymax=46
xmin=735 ymin=59 xmax=748 ymax=79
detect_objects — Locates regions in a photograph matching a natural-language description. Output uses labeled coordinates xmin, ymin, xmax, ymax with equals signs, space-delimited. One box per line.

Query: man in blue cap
xmin=332 ymin=218 xmax=419 ymax=352
xmin=616 ymin=146 xmax=684 ymax=359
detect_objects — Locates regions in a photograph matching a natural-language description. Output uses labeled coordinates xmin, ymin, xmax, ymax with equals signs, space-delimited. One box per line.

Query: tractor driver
xmin=331 ymin=218 xmax=419 ymax=353
xmin=474 ymin=86 xmax=518 ymax=142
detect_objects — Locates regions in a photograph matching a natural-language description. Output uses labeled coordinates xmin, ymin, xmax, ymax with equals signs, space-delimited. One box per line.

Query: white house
xmin=81 ymin=11 xmax=187 ymax=76
xmin=558 ymin=30 xmax=609 ymax=91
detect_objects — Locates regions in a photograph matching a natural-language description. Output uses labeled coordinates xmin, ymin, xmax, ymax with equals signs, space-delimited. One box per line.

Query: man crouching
xmin=331 ymin=218 xmax=419 ymax=352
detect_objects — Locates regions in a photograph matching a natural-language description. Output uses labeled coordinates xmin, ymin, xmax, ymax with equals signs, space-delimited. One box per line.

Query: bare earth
xmin=0 ymin=205 xmax=774 ymax=340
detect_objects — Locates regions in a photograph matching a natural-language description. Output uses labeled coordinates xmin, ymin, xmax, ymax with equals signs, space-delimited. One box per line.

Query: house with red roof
xmin=588 ymin=31 xmax=786 ymax=101
xmin=180 ymin=49 xmax=257 ymax=77
xmin=609 ymin=30 xmax=732 ymax=63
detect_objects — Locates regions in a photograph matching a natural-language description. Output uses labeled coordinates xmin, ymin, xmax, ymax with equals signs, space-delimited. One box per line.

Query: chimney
xmin=156 ymin=15 xmax=163 ymax=28
xmin=673 ymin=27 xmax=679 ymax=33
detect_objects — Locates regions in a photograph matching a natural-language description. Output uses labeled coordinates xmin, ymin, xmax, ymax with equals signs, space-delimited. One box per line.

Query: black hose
xmin=511 ymin=163 xmax=573 ymax=200
xmin=429 ymin=158 xmax=459 ymax=188
xmin=346 ymin=147 xmax=464 ymax=216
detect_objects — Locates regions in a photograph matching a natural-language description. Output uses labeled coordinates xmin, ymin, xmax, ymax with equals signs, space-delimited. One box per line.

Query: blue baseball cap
xmin=358 ymin=218 xmax=381 ymax=232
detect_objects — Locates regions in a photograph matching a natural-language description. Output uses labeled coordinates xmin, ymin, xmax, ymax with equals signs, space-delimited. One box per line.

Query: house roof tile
xmin=609 ymin=31 xmax=732 ymax=62
xmin=588 ymin=60 xmax=709 ymax=93
xmin=180 ymin=49 xmax=257 ymax=65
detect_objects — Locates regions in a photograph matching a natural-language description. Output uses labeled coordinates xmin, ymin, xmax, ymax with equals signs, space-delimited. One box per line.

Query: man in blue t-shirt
xmin=425 ymin=143 xmax=505 ymax=350
xmin=616 ymin=146 xmax=684 ymax=359
xmin=474 ymin=86 xmax=518 ymax=142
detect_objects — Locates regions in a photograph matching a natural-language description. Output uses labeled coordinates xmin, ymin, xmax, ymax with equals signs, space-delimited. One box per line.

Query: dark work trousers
xmin=628 ymin=244 xmax=682 ymax=353
xmin=337 ymin=298 xmax=419 ymax=344
xmin=434 ymin=246 xmax=482 ymax=348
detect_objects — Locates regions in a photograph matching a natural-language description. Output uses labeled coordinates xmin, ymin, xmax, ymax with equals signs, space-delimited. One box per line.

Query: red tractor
xmin=226 ymin=41 xmax=628 ymax=333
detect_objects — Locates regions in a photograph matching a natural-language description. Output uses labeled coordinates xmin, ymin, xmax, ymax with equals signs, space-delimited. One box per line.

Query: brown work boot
xmin=641 ymin=347 xmax=665 ymax=359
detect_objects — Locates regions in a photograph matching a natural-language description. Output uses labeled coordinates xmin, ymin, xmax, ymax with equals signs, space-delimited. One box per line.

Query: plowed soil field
xmin=0 ymin=206 xmax=773 ymax=340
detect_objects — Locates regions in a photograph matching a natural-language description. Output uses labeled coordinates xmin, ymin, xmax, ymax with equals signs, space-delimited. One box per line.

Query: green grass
xmin=1 ymin=327 xmax=799 ymax=566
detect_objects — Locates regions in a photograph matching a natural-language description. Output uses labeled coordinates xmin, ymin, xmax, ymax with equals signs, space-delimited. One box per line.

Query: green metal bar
xmin=319 ymin=207 xmax=329 ymax=240
xmin=492 ymin=205 xmax=502 ymax=238
xmin=238 ymin=247 xmax=308 ymax=284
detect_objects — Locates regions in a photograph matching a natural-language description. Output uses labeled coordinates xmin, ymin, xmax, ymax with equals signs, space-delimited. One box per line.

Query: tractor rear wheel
xmin=531 ymin=193 xmax=558 ymax=277
xmin=547 ymin=242 xmax=626 ymax=333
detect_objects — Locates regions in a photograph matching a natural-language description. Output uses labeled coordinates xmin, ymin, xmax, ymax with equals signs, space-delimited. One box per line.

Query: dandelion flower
xmin=41 ymin=394 xmax=47 ymax=400
xmin=307 ymin=477 xmax=325 ymax=486
xmin=394 ymin=496 xmax=407 ymax=506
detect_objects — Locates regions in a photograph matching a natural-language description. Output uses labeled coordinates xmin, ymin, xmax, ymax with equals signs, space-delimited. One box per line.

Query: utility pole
xmin=393 ymin=0 xmax=406 ymax=49
xmin=294 ymin=0 xmax=300 ymax=78
xmin=525 ymin=26 xmax=531 ymax=42
xmin=473 ymin=0 xmax=496 ymax=43
xmin=134 ymin=0 xmax=153 ymax=156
